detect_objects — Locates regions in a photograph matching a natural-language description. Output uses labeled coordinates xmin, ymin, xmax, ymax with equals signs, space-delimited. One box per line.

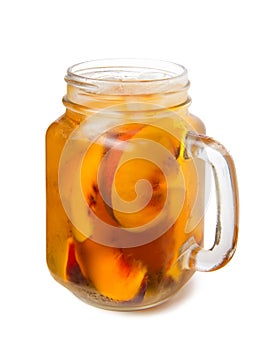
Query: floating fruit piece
xmin=123 ymin=226 xmax=175 ymax=274
xmin=96 ymin=123 xmax=145 ymax=219
xmin=66 ymin=238 xmax=86 ymax=284
xmin=46 ymin=118 xmax=75 ymax=279
xmin=77 ymin=125 xmax=144 ymax=233
xmin=75 ymin=239 xmax=147 ymax=301
xmin=106 ymin=124 xmax=182 ymax=228
xmin=166 ymin=156 xmax=204 ymax=280
xmin=69 ymin=138 xmax=117 ymax=242
xmin=121 ymin=276 xmax=147 ymax=305
xmin=112 ymin=158 xmax=167 ymax=228
xmin=58 ymin=137 xmax=93 ymax=242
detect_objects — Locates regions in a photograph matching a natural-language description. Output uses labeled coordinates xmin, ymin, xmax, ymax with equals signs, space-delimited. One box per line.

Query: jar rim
xmin=65 ymin=58 xmax=188 ymax=91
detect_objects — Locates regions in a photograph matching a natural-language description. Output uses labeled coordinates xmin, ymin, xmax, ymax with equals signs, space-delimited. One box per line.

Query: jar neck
xmin=63 ymin=59 xmax=191 ymax=117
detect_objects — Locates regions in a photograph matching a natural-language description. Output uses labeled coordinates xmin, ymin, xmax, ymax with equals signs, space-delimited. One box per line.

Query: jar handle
xmin=180 ymin=132 xmax=239 ymax=271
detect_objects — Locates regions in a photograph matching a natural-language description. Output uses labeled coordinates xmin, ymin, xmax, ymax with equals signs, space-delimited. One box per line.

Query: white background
xmin=1 ymin=0 xmax=270 ymax=349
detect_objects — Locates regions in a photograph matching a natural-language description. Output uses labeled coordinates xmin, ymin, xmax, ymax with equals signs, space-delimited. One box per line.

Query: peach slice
xmin=78 ymin=124 xmax=144 ymax=232
xmin=70 ymin=140 xmax=118 ymax=242
xmin=68 ymin=137 xmax=119 ymax=243
xmin=46 ymin=118 xmax=78 ymax=279
xmin=123 ymin=226 xmax=175 ymax=274
xmin=95 ymin=123 xmax=145 ymax=219
xmin=111 ymin=158 xmax=167 ymax=228
xmin=58 ymin=137 xmax=95 ymax=243
xmin=109 ymin=124 xmax=183 ymax=229
xmin=66 ymin=238 xmax=86 ymax=284
xmin=74 ymin=239 xmax=147 ymax=301
xmin=166 ymin=156 xmax=204 ymax=280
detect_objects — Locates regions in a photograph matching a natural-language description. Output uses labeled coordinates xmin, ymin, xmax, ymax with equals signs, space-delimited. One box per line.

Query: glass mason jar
xmin=46 ymin=59 xmax=238 ymax=310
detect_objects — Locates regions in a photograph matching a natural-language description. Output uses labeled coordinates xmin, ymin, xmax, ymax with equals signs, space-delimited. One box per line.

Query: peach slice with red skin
xmin=66 ymin=238 xmax=86 ymax=284
xmin=79 ymin=123 xmax=144 ymax=229
xmin=74 ymin=239 xmax=147 ymax=301
xmin=100 ymin=123 xmax=181 ymax=228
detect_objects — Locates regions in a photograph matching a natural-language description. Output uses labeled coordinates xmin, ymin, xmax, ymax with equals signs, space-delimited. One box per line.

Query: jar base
xmin=51 ymin=271 xmax=195 ymax=311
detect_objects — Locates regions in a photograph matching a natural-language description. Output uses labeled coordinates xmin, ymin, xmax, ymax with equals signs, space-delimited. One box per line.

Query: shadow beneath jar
xmin=123 ymin=275 xmax=200 ymax=316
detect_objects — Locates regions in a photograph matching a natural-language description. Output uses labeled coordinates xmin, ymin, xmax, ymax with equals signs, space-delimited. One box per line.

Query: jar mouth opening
xmin=65 ymin=59 xmax=189 ymax=95
xmin=66 ymin=58 xmax=187 ymax=83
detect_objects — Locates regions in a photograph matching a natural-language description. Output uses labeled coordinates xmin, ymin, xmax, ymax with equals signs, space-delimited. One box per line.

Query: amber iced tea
xmin=46 ymin=92 xmax=206 ymax=309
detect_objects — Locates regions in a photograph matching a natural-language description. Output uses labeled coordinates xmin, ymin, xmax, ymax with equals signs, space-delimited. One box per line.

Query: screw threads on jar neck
xmin=64 ymin=59 xmax=191 ymax=113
